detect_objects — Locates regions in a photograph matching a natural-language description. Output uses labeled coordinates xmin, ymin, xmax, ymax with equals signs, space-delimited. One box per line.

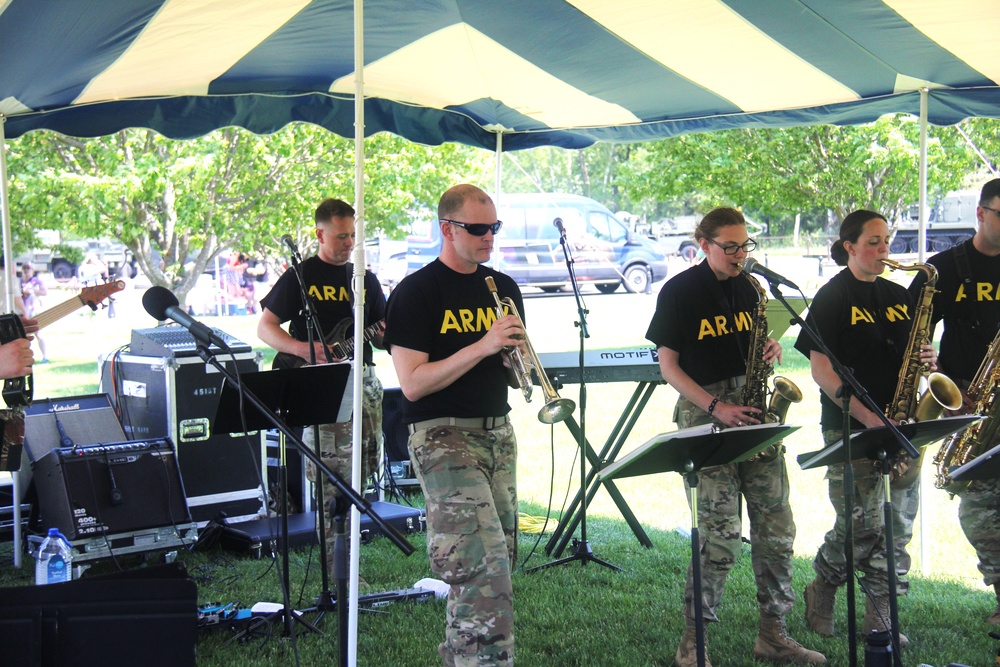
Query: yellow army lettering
xmin=696 ymin=310 xmax=753 ymax=340
xmin=851 ymin=306 xmax=875 ymax=325
xmin=885 ymin=303 xmax=910 ymax=322
xmin=307 ymin=285 xmax=351 ymax=301
xmin=440 ymin=307 xmax=498 ymax=334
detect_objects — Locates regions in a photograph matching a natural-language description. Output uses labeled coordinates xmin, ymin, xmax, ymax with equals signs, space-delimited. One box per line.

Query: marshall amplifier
xmin=100 ymin=352 xmax=267 ymax=525
xmin=32 ymin=439 xmax=191 ymax=540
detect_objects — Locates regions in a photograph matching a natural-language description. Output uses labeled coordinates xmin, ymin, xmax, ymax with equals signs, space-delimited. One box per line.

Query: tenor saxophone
xmin=739 ymin=266 xmax=802 ymax=462
xmin=933 ymin=327 xmax=1000 ymax=494
xmin=881 ymin=259 xmax=963 ymax=485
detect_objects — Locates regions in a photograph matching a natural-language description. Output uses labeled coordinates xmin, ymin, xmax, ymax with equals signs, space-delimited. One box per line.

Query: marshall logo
xmin=49 ymin=402 xmax=82 ymax=413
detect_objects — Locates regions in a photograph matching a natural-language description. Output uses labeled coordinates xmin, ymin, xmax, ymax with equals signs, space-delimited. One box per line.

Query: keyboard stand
xmin=545 ymin=381 xmax=657 ymax=557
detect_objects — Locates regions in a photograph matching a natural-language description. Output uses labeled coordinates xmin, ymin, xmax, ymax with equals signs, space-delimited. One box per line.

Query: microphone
xmin=142 ymin=286 xmax=232 ymax=352
xmin=281 ymin=234 xmax=299 ymax=256
xmin=741 ymin=257 xmax=799 ymax=291
xmin=553 ymin=217 xmax=566 ymax=238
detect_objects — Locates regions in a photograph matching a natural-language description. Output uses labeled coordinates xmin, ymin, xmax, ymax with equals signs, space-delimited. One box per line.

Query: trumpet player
xmin=384 ymin=184 xmax=523 ymax=667
xmin=646 ymin=207 xmax=824 ymax=667
xmin=908 ymin=177 xmax=1000 ymax=624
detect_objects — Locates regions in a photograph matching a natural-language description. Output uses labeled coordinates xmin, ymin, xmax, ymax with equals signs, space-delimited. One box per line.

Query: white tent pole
xmin=493 ymin=131 xmax=503 ymax=270
xmin=348 ymin=0 xmax=365 ymax=663
xmin=918 ymin=87 xmax=931 ymax=576
xmin=0 ymin=116 xmax=22 ymax=569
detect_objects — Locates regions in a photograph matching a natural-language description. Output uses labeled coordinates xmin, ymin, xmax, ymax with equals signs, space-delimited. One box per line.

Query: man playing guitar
xmin=257 ymin=197 xmax=387 ymax=585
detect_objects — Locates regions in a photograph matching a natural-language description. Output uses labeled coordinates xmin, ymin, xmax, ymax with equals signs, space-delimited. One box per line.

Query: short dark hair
xmin=438 ymin=184 xmax=492 ymax=220
xmin=830 ymin=209 xmax=887 ymax=266
xmin=693 ymin=207 xmax=746 ymax=242
xmin=980 ymin=178 xmax=1000 ymax=206
xmin=315 ymin=198 xmax=355 ymax=225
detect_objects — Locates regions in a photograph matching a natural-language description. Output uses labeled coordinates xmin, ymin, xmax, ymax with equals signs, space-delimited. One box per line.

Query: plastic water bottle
xmin=35 ymin=527 xmax=73 ymax=585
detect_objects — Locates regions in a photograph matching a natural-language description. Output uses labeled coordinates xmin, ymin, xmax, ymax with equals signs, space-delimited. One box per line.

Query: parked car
xmin=406 ymin=193 xmax=668 ymax=293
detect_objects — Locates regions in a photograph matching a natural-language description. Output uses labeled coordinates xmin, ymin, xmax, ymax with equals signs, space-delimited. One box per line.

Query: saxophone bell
xmin=485 ymin=276 xmax=576 ymax=424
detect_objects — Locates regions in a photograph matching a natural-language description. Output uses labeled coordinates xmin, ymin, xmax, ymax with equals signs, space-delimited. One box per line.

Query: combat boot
xmin=753 ymin=616 xmax=827 ymax=664
xmin=861 ymin=595 xmax=908 ymax=648
xmin=989 ymin=584 xmax=1000 ymax=625
xmin=804 ymin=577 xmax=837 ymax=637
xmin=675 ymin=617 xmax=711 ymax=667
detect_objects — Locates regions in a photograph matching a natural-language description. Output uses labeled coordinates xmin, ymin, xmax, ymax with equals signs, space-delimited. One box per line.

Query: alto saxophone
xmin=880 ymin=259 xmax=963 ymax=485
xmin=739 ymin=266 xmax=802 ymax=462
xmin=933 ymin=327 xmax=1000 ymax=494
xmin=485 ymin=276 xmax=575 ymax=424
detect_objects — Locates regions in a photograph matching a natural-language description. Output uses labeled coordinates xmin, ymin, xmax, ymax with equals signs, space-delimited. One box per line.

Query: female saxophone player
xmin=795 ymin=209 xmax=938 ymax=649
xmin=646 ymin=207 xmax=824 ymax=667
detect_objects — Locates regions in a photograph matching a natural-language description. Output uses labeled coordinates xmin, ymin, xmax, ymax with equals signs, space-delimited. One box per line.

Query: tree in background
xmin=7 ymin=125 xmax=488 ymax=303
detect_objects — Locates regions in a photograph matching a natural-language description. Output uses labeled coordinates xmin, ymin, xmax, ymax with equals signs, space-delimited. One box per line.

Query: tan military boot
xmin=675 ymin=617 xmax=711 ymax=667
xmin=861 ymin=595 xmax=908 ymax=649
xmin=753 ymin=617 xmax=827 ymax=664
xmin=804 ymin=577 xmax=837 ymax=637
xmin=988 ymin=584 xmax=1000 ymax=625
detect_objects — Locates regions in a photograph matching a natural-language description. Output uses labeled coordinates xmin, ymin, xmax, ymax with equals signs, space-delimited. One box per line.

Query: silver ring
xmin=737 ymin=421 xmax=743 ymax=426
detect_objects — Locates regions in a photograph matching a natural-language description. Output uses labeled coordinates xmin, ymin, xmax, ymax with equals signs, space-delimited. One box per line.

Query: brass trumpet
xmin=485 ymin=276 xmax=575 ymax=424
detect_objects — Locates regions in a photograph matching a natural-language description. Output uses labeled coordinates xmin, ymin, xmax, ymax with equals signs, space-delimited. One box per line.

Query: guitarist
xmin=257 ymin=197 xmax=386 ymax=585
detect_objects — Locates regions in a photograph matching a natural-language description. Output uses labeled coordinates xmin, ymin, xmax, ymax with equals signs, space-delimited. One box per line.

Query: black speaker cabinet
xmin=100 ymin=352 xmax=266 ymax=525
xmin=23 ymin=394 xmax=126 ymax=464
xmin=32 ymin=440 xmax=191 ymax=541
xmin=0 ymin=575 xmax=196 ymax=667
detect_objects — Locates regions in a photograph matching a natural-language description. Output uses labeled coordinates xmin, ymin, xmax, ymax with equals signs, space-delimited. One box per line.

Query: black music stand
xmin=948 ymin=439 xmax=1000 ymax=483
xmin=798 ymin=415 xmax=979 ymax=663
xmin=212 ymin=361 xmax=413 ymax=664
xmin=601 ymin=422 xmax=797 ymax=667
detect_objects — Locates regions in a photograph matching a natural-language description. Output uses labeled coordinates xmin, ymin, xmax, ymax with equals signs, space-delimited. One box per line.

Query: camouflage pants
xmin=813 ymin=429 xmax=890 ymax=597
xmin=675 ymin=385 xmax=797 ymax=623
xmin=959 ymin=477 xmax=1000 ymax=587
xmin=889 ymin=470 xmax=919 ymax=595
xmin=304 ymin=372 xmax=383 ymax=579
xmin=408 ymin=421 xmax=517 ymax=667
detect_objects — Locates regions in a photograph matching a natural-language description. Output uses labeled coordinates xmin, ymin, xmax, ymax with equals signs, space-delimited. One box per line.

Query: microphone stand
xmin=767 ymin=280 xmax=914 ymax=667
xmin=285 ymin=248 xmax=338 ymax=612
xmin=528 ymin=221 xmax=619 ymax=572
xmin=202 ymin=346 xmax=415 ymax=661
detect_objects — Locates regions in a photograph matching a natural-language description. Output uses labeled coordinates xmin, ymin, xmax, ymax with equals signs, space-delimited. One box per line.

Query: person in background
xmin=383 ymin=184 xmax=521 ymax=667
xmin=646 ymin=207 xmax=824 ymax=667
xmin=257 ymin=198 xmax=386 ymax=584
xmin=19 ymin=263 xmax=47 ymax=363
xmin=907 ymin=177 xmax=1000 ymax=625
xmin=796 ymin=210 xmax=938 ymax=651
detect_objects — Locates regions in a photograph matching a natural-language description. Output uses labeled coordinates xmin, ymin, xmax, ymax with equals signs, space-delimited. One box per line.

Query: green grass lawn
xmin=1 ymin=279 xmax=997 ymax=666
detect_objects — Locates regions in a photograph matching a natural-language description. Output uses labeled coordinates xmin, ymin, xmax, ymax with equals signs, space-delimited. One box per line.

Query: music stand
xmin=601 ymin=422 xmax=798 ymax=667
xmin=948 ymin=439 xmax=1000 ymax=483
xmin=798 ymin=415 xmax=979 ymax=663
xmin=212 ymin=361 xmax=413 ymax=664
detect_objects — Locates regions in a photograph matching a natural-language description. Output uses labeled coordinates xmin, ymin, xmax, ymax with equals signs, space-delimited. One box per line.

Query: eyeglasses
xmin=441 ymin=219 xmax=503 ymax=237
xmin=982 ymin=206 xmax=1000 ymax=218
xmin=709 ymin=238 xmax=757 ymax=255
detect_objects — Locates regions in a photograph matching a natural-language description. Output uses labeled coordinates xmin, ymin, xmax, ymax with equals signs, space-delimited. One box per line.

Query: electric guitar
xmin=0 ymin=280 xmax=125 ymax=471
xmin=272 ymin=318 xmax=385 ymax=370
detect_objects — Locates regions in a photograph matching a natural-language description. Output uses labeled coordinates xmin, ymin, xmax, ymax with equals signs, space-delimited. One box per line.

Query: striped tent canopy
xmin=1 ymin=0 xmax=999 ymax=150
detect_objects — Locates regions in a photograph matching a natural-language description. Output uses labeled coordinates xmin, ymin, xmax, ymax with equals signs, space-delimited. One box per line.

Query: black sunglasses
xmin=441 ymin=219 xmax=503 ymax=237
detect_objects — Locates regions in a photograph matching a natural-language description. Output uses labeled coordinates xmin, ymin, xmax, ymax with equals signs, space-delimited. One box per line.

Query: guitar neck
xmin=35 ymin=294 xmax=88 ymax=331
xmin=336 ymin=321 xmax=384 ymax=357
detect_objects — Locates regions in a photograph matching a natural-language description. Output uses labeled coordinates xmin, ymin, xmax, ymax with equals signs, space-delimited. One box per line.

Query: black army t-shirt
xmin=384 ymin=259 xmax=524 ymax=423
xmin=795 ymin=268 xmax=912 ymax=431
xmin=645 ymin=260 xmax=760 ymax=386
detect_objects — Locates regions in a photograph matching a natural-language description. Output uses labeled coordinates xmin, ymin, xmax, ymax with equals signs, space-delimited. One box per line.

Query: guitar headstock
xmin=81 ymin=280 xmax=126 ymax=311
